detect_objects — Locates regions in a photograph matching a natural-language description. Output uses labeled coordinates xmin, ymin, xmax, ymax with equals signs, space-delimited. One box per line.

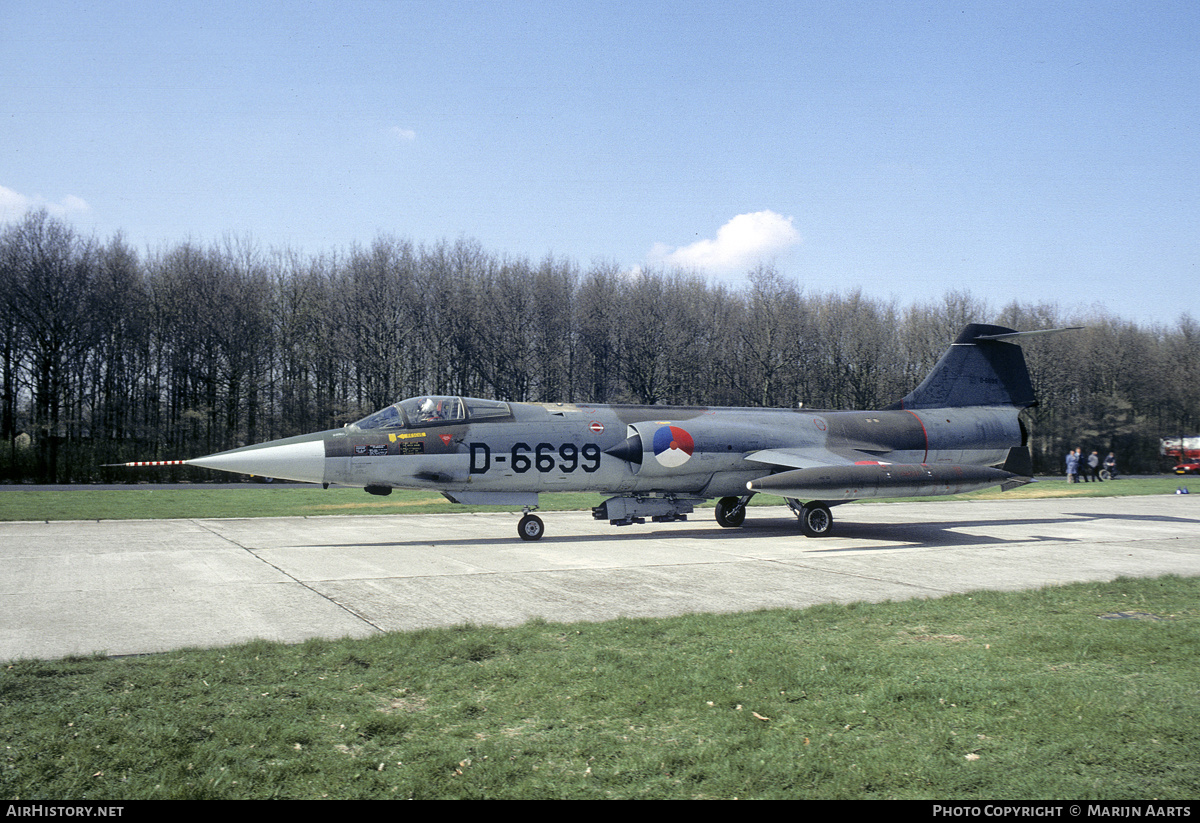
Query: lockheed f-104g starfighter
xmin=124 ymin=323 xmax=1069 ymax=540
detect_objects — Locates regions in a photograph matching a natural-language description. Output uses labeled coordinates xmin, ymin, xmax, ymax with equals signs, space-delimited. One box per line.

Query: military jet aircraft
xmin=122 ymin=323 xmax=1067 ymax=540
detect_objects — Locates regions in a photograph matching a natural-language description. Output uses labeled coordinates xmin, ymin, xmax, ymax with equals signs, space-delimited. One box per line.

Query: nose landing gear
xmin=518 ymin=510 xmax=545 ymax=541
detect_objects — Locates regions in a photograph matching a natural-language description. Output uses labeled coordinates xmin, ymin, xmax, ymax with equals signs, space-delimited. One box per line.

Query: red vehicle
xmin=1162 ymin=437 xmax=1200 ymax=474
xmin=1161 ymin=436 xmax=1200 ymax=462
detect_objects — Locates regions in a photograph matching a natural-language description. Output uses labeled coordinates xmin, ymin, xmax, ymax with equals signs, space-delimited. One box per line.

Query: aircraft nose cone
xmin=187 ymin=439 xmax=326 ymax=484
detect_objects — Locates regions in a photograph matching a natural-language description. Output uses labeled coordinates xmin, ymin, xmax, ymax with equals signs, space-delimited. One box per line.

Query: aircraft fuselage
xmin=198 ymin=401 xmax=1021 ymax=502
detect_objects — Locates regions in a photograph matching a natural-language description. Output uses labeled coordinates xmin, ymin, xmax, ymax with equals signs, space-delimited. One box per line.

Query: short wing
xmin=744 ymin=446 xmax=888 ymax=471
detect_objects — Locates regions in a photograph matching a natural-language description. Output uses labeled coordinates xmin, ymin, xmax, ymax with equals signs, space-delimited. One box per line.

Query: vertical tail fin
xmin=889 ymin=323 xmax=1039 ymax=410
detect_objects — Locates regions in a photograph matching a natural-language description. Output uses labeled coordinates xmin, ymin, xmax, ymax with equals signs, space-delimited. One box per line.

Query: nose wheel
xmin=518 ymin=513 xmax=545 ymax=541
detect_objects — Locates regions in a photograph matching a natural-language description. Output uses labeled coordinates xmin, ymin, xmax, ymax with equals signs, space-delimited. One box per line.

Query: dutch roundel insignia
xmin=652 ymin=425 xmax=694 ymax=467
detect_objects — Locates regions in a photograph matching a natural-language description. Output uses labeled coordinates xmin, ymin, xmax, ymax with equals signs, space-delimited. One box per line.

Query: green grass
xmin=0 ymin=487 xmax=607 ymax=521
xmin=2 ymin=575 xmax=1198 ymax=799
xmin=896 ymin=474 xmax=1194 ymax=503
xmin=0 ymin=475 xmax=1192 ymax=522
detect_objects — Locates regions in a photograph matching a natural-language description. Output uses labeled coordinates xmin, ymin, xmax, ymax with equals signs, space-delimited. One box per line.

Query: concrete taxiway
xmin=2 ymin=495 xmax=1198 ymax=661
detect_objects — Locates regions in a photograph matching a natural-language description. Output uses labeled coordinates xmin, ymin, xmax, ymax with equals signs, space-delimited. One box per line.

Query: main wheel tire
xmin=518 ymin=514 xmax=545 ymax=541
xmin=800 ymin=503 xmax=833 ymax=537
xmin=715 ymin=496 xmax=746 ymax=528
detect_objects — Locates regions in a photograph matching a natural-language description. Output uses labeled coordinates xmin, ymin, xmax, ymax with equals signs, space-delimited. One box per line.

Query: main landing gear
xmin=714 ymin=495 xmax=751 ymax=528
xmin=716 ymin=495 xmax=835 ymax=536
xmin=786 ymin=498 xmax=834 ymax=537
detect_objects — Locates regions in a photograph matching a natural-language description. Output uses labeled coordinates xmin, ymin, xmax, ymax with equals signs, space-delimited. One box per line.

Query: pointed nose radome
xmin=187 ymin=439 xmax=326 ymax=484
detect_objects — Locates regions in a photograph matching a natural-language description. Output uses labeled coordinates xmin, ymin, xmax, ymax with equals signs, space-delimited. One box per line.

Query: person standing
xmin=1066 ymin=448 xmax=1080 ymax=483
xmin=1088 ymin=450 xmax=1102 ymax=482
xmin=1104 ymin=452 xmax=1117 ymax=479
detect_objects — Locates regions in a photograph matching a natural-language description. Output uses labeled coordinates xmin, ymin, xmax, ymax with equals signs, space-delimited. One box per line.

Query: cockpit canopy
xmin=352 ymin=396 xmax=512 ymax=430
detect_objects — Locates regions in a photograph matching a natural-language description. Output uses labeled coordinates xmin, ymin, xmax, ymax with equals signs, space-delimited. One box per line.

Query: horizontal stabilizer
xmin=747 ymin=462 xmax=1016 ymax=501
xmin=973 ymin=327 xmax=1082 ymax=342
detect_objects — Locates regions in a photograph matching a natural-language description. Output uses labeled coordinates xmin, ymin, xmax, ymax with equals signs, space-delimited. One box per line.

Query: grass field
xmin=0 ymin=475 xmax=1193 ymax=522
xmin=2 ymin=575 xmax=1197 ymax=799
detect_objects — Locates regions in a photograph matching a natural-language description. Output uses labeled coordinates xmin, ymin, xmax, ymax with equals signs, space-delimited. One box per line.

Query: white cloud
xmin=649 ymin=210 xmax=801 ymax=274
xmin=391 ymin=126 xmax=417 ymax=142
xmin=60 ymin=194 xmax=90 ymax=212
xmin=0 ymin=186 xmax=26 ymax=219
xmin=0 ymin=185 xmax=90 ymax=221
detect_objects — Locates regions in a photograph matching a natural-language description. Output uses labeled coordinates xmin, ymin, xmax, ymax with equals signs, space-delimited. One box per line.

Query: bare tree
xmin=4 ymin=211 xmax=96 ymax=481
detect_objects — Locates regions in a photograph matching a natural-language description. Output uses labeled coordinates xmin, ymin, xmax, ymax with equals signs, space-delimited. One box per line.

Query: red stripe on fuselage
xmin=903 ymin=409 xmax=929 ymax=462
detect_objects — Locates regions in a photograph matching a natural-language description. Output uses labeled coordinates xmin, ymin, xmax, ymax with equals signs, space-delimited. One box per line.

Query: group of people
xmin=1065 ymin=448 xmax=1117 ymax=482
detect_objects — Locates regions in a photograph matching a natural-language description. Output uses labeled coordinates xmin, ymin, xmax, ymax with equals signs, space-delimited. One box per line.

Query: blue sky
xmin=3 ymin=1 xmax=1197 ymax=327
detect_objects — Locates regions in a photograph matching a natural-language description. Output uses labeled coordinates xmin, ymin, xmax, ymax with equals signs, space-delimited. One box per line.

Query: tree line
xmin=1 ymin=209 xmax=1196 ymax=483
